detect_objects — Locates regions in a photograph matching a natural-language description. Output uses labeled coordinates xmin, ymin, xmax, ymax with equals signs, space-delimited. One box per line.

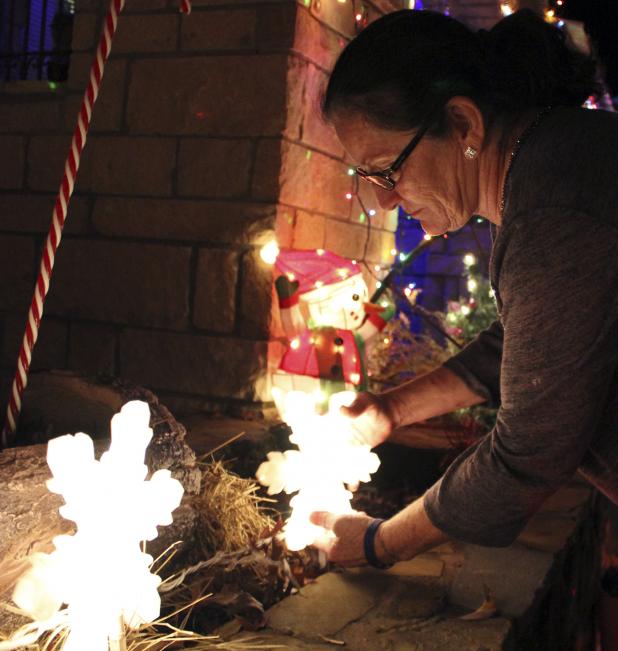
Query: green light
xmin=359 ymin=213 xmax=366 ymax=223
xmin=48 ymin=81 xmax=58 ymax=90
xmin=305 ymin=150 xmax=312 ymax=160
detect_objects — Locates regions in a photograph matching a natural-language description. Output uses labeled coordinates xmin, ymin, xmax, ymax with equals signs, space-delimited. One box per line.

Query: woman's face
xmin=332 ymin=112 xmax=480 ymax=236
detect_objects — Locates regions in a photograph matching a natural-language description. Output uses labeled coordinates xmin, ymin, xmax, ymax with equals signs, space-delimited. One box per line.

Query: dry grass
xmin=194 ymin=461 xmax=276 ymax=558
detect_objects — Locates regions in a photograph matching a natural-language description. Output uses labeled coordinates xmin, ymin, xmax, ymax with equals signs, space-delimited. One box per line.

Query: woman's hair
xmin=322 ymin=9 xmax=599 ymax=134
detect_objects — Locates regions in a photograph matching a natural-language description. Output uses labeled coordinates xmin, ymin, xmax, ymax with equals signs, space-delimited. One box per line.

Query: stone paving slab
xmin=448 ymin=542 xmax=553 ymax=617
xmin=266 ymin=572 xmax=381 ymax=637
xmin=223 ymin=477 xmax=593 ymax=650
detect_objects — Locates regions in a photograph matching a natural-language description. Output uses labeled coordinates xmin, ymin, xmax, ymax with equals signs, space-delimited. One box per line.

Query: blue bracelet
xmin=363 ymin=518 xmax=393 ymax=569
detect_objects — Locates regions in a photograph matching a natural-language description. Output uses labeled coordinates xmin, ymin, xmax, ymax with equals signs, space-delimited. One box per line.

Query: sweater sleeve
xmin=443 ymin=320 xmax=503 ymax=408
xmin=424 ymin=209 xmax=618 ymax=546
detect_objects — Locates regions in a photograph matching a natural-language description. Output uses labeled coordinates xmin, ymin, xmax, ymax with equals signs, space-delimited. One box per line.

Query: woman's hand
xmin=310 ymin=511 xmax=374 ymax=566
xmin=341 ymin=391 xmax=398 ymax=448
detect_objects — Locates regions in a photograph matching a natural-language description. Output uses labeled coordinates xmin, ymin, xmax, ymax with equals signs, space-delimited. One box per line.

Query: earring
xmin=464 ymin=146 xmax=478 ymax=160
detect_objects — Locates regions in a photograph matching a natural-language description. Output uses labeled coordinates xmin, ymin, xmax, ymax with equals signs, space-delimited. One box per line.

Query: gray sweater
xmin=424 ymin=106 xmax=618 ymax=546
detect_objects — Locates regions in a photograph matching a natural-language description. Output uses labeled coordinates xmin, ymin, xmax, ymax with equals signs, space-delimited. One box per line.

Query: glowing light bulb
xmin=390 ymin=248 xmax=398 ymax=256
xmin=260 ymin=239 xmax=280 ymax=264
xmin=467 ymin=279 xmax=478 ymax=293
xmin=317 ymin=248 xmax=325 ymax=256
xmin=355 ymin=12 xmax=362 ymax=21
xmin=376 ymin=281 xmax=382 ymax=288
xmin=290 ymin=337 xmax=301 ymax=350
xmin=500 ymin=2 xmax=513 ymax=16
xmin=423 ymin=234 xmax=432 ymax=241
xmin=463 ymin=253 xmax=476 ymax=267
xmin=345 ymin=192 xmax=353 ymax=200
xmin=383 ymin=337 xmax=391 ymax=345
xmin=369 ymin=209 xmax=376 ymax=216
xmin=347 ymin=167 xmax=355 ymax=175
xmin=350 ymin=373 xmax=361 ymax=384
xmin=399 ymin=252 xmax=406 ymax=262
xmin=408 ymin=282 xmax=416 ymax=289
xmin=461 ymin=305 xmax=471 ymax=316
xmin=374 ymin=265 xmax=381 ymax=272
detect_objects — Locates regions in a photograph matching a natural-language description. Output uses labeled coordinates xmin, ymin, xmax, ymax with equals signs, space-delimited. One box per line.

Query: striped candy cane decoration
xmin=1 ymin=0 xmax=191 ymax=448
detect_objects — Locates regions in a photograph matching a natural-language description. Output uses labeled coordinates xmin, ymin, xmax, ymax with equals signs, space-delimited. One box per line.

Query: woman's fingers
xmin=310 ymin=510 xmax=338 ymax=531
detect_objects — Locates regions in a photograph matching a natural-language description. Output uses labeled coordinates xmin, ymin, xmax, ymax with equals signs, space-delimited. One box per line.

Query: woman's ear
xmin=444 ymin=97 xmax=486 ymax=152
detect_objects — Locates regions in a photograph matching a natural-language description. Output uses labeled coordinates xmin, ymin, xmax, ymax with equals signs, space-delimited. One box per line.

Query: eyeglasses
xmin=355 ymin=121 xmax=432 ymax=191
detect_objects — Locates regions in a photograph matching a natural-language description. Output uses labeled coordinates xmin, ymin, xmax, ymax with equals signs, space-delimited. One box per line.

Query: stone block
xmin=238 ymin=249 xmax=273 ymax=339
xmin=81 ymin=136 xmax=176 ymax=195
xmin=67 ymin=51 xmax=95 ymax=91
xmin=0 ymin=136 xmax=25 ymax=189
xmin=1 ymin=315 xmax=68 ymax=372
xmin=189 ymin=0 xmax=286 ymax=6
xmin=119 ymin=329 xmax=268 ymax=400
xmin=63 ymin=59 xmax=127 ymax=132
xmin=280 ymin=142 xmax=352 ymax=217
xmin=92 ymin=196 xmax=277 ymax=244
xmin=68 ymin=322 xmax=117 ymax=376
xmin=293 ymin=210 xmax=325 ymax=249
xmin=193 ymin=249 xmax=239 ymax=332
xmin=292 ymin=6 xmax=345 ymax=70
xmin=426 ymin=253 xmax=465 ymax=276
xmin=71 ymin=12 xmax=98 ymax=51
xmin=127 ymin=55 xmax=288 ymax=136
xmin=418 ymin=276 xmax=445 ymax=311
xmin=250 ymin=139 xmax=282 ymax=202
xmin=26 ymin=134 xmax=71 ymax=192
xmin=274 ymin=204 xmax=295 ymax=248
xmin=255 ymin=3 xmax=296 ymax=51
xmin=324 ymin=218 xmax=368 ymax=261
xmin=0 ymin=98 xmax=61 ymax=132
xmin=252 ymin=140 xmax=351 ymax=217
xmin=181 ymin=8 xmax=256 ymax=51
xmin=297 ymin=62 xmax=343 ymax=156
xmin=282 ymin=56 xmax=307 ymax=142
xmin=45 ymin=239 xmax=191 ymax=328
xmin=309 ymin=0 xmax=355 ymax=39
xmin=0 ymin=235 xmax=34 ymax=312
xmin=177 ymin=138 xmax=252 ymax=198
xmin=113 ymin=14 xmax=179 ymax=53
xmin=0 ymin=193 xmax=89 ymax=235
xmin=126 ymin=0 xmax=168 ymax=8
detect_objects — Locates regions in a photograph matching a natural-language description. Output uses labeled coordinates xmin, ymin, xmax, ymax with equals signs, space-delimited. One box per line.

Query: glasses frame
xmin=355 ymin=120 xmax=433 ymax=191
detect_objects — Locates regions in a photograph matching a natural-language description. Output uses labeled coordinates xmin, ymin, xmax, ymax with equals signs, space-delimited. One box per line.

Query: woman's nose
xmin=373 ymin=186 xmax=401 ymax=211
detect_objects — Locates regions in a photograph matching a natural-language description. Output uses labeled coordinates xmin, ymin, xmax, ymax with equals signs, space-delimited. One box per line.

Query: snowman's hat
xmin=275 ymin=249 xmax=361 ymax=296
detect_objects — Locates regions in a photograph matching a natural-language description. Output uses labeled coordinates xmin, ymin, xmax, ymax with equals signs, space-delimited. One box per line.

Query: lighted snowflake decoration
xmin=11 ymin=401 xmax=184 ymax=651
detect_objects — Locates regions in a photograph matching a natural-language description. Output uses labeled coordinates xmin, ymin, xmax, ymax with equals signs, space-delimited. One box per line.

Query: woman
xmin=309 ymin=9 xmax=618 ymax=571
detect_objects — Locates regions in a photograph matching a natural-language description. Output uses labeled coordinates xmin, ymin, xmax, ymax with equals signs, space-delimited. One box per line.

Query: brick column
xmin=0 ymin=0 xmax=404 ymax=418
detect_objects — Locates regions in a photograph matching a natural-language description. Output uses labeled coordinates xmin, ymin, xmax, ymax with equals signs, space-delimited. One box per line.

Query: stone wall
xmin=0 ymin=0 xmax=402 ymax=419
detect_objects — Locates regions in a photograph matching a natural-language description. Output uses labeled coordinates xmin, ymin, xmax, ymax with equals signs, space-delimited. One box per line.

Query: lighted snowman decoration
xmin=271 ymin=248 xmax=394 ymax=415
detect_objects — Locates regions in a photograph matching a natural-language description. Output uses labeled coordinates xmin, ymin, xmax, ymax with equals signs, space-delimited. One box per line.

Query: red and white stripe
xmin=1 ymin=0 xmax=191 ymax=447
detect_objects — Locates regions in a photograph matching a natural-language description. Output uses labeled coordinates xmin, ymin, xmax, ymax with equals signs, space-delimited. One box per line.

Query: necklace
xmin=499 ymin=106 xmax=553 ymax=217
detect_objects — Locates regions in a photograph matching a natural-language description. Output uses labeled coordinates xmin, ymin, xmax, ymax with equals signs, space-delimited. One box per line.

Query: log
xmin=0 ymin=372 xmax=201 ymax=633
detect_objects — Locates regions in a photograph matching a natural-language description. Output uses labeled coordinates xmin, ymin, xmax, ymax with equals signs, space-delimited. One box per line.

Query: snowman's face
xmin=302 ymin=275 xmax=369 ymax=330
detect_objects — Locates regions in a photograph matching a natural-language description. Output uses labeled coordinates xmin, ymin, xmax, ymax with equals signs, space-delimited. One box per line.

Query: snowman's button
xmin=331 ymin=364 xmax=342 ymax=377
